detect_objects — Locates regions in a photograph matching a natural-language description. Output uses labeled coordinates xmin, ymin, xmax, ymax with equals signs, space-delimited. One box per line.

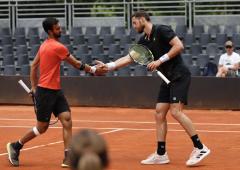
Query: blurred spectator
xmin=69 ymin=129 xmax=109 ymax=170
xmin=216 ymin=41 xmax=240 ymax=77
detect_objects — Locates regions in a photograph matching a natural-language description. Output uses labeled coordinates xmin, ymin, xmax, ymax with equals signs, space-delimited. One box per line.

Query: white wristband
xmin=159 ymin=54 xmax=170 ymax=63
xmin=89 ymin=66 xmax=96 ymax=74
xmin=106 ymin=62 xmax=116 ymax=71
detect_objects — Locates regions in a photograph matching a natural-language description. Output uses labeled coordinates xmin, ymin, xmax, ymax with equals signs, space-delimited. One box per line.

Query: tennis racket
xmin=128 ymin=44 xmax=170 ymax=84
xmin=18 ymin=80 xmax=58 ymax=125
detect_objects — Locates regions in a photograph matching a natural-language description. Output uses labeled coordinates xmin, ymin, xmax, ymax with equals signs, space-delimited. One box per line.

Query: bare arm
xmin=64 ymin=54 xmax=93 ymax=72
xmin=30 ymin=53 xmax=40 ymax=91
xmin=147 ymin=36 xmax=184 ymax=71
xmin=167 ymin=36 xmax=184 ymax=59
xmin=112 ymin=55 xmax=134 ymax=70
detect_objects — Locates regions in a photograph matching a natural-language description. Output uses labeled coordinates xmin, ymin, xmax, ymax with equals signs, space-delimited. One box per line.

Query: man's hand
xmin=94 ymin=60 xmax=109 ymax=75
xmin=147 ymin=60 xmax=162 ymax=71
xmin=29 ymin=87 xmax=36 ymax=97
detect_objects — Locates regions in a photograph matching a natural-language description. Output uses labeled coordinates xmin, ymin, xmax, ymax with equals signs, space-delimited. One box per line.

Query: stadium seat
xmin=192 ymin=25 xmax=204 ymax=39
xmin=175 ymin=25 xmax=187 ymax=39
xmin=16 ymin=45 xmax=28 ymax=55
xmin=206 ymin=43 xmax=219 ymax=58
xmin=2 ymin=46 xmax=13 ymax=56
xmin=0 ymin=36 xmax=13 ymax=46
xmin=70 ymin=27 xmax=83 ymax=37
xmin=215 ymin=33 xmax=227 ymax=48
xmin=67 ymin=66 xmax=80 ymax=76
xmin=129 ymin=28 xmax=138 ymax=40
xmin=196 ymin=54 xmax=209 ymax=68
xmin=15 ymin=36 xmax=27 ymax=46
xmin=190 ymin=44 xmax=202 ymax=57
xmin=3 ymin=54 xmax=14 ymax=65
xmin=208 ymin=25 xmax=220 ymax=39
xmin=14 ymin=27 xmax=26 ymax=37
xmin=133 ymin=65 xmax=148 ymax=76
xmin=79 ymin=54 xmax=92 ymax=64
xmin=108 ymin=44 xmax=121 ymax=59
xmin=189 ymin=65 xmax=201 ymax=76
xmin=183 ymin=33 xmax=194 ymax=48
xmin=87 ymin=35 xmax=100 ymax=46
xmin=199 ymin=33 xmax=211 ymax=48
xmin=102 ymin=35 xmax=115 ymax=49
xmin=72 ymin=35 xmax=85 ymax=47
xmin=27 ymin=27 xmax=39 ymax=38
xmin=29 ymin=45 xmax=40 ymax=60
xmin=29 ymin=36 xmax=41 ymax=47
xmin=20 ymin=64 xmax=30 ymax=75
xmin=231 ymin=33 xmax=240 ymax=48
xmin=85 ymin=27 xmax=97 ymax=39
xmin=224 ymin=25 xmax=237 ymax=38
xmin=181 ymin=54 xmax=192 ymax=67
xmin=76 ymin=45 xmax=89 ymax=55
xmin=117 ymin=67 xmax=131 ymax=76
xmin=113 ymin=26 xmax=126 ymax=40
xmin=99 ymin=26 xmax=111 ymax=39
xmin=59 ymin=34 xmax=71 ymax=45
xmin=91 ymin=44 xmax=104 ymax=59
xmin=3 ymin=65 xmax=16 ymax=75
xmin=17 ymin=54 xmax=29 ymax=66
xmin=0 ymin=27 xmax=11 ymax=36
xmin=119 ymin=35 xmax=132 ymax=49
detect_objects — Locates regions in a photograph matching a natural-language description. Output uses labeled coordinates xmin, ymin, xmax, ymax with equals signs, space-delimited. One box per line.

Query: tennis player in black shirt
xmin=98 ymin=11 xmax=210 ymax=166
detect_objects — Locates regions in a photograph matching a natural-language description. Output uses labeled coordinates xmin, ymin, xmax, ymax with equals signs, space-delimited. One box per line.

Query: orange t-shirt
xmin=38 ymin=38 xmax=69 ymax=90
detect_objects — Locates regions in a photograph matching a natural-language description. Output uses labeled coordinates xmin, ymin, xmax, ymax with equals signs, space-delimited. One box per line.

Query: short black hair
xmin=42 ymin=17 xmax=59 ymax=34
xmin=131 ymin=10 xmax=150 ymax=21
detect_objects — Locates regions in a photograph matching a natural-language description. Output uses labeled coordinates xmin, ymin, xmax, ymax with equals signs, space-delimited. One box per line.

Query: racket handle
xmin=156 ymin=71 xmax=170 ymax=84
xmin=18 ymin=80 xmax=31 ymax=93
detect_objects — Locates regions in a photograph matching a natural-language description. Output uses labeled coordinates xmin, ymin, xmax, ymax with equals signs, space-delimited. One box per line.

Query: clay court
xmin=0 ymin=106 xmax=239 ymax=170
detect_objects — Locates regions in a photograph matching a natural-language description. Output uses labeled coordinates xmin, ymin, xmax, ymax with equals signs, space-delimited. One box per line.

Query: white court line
xmin=0 ymin=125 xmax=239 ymax=133
xmin=0 ymin=128 xmax=123 ymax=157
xmin=0 ymin=118 xmax=240 ymax=126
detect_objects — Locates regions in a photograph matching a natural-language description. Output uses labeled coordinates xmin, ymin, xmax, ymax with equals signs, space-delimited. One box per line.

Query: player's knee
xmin=170 ymin=106 xmax=181 ymax=119
xmin=62 ymin=115 xmax=72 ymax=129
xmin=155 ymin=108 xmax=167 ymax=121
xmin=35 ymin=125 xmax=48 ymax=134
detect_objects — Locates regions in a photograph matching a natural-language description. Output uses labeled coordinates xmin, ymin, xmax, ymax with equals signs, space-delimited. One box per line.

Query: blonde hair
xmin=69 ymin=129 xmax=109 ymax=170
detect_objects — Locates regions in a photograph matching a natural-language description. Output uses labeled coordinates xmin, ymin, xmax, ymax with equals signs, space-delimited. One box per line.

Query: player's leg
xmin=141 ymin=84 xmax=170 ymax=165
xmin=53 ymin=90 xmax=72 ymax=168
xmin=169 ymin=75 xmax=210 ymax=166
xmin=7 ymin=86 xmax=53 ymax=167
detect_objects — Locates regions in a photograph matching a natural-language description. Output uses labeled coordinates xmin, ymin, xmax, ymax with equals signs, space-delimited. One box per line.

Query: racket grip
xmin=18 ymin=80 xmax=31 ymax=93
xmin=156 ymin=71 xmax=170 ymax=84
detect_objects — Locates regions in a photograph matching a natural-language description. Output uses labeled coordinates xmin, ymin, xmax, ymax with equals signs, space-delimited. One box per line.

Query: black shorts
xmin=157 ymin=75 xmax=191 ymax=105
xmin=34 ymin=86 xmax=70 ymax=122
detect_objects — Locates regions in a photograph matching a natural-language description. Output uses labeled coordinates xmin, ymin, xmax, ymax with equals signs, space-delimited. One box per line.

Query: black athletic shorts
xmin=34 ymin=86 xmax=70 ymax=122
xmin=157 ymin=74 xmax=191 ymax=105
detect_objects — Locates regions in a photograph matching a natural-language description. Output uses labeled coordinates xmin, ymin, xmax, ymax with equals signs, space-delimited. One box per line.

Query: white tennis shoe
xmin=141 ymin=152 xmax=170 ymax=165
xmin=186 ymin=144 xmax=210 ymax=166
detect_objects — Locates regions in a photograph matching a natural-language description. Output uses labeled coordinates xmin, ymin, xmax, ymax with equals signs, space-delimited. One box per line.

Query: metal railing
xmin=0 ymin=0 xmax=240 ymax=31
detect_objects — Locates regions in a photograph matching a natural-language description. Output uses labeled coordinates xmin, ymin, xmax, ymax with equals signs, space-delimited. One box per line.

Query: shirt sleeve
xmin=157 ymin=25 xmax=176 ymax=43
xmin=55 ymin=44 xmax=70 ymax=60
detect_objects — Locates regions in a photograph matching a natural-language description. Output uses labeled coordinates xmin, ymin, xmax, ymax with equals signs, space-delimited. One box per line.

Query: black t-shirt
xmin=138 ymin=24 xmax=190 ymax=81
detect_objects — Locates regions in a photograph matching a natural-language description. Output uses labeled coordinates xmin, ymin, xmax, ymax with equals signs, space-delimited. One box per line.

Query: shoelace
xmin=189 ymin=148 xmax=198 ymax=158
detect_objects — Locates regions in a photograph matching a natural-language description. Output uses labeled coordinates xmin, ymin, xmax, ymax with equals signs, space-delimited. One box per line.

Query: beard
xmin=53 ymin=32 xmax=61 ymax=39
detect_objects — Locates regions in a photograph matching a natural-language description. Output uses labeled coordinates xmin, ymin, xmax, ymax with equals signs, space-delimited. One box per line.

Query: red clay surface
xmin=0 ymin=106 xmax=240 ymax=170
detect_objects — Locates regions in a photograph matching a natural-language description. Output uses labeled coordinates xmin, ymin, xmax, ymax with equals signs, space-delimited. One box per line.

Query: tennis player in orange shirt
xmin=6 ymin=17 xmax=102 ymax=168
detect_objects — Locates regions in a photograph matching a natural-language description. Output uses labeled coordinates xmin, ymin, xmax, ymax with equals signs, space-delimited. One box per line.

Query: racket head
xmin=128 ymin=44 xmax=154 ymax=66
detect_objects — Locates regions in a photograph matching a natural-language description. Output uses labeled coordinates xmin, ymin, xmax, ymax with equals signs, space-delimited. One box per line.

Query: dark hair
xmin=131 ymin=10 xmax=150 ymax=21
xmin=42 ymin=17 xmax=59 ymax=34
xmin=69 ymin=129 xmax=109 ymax=170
